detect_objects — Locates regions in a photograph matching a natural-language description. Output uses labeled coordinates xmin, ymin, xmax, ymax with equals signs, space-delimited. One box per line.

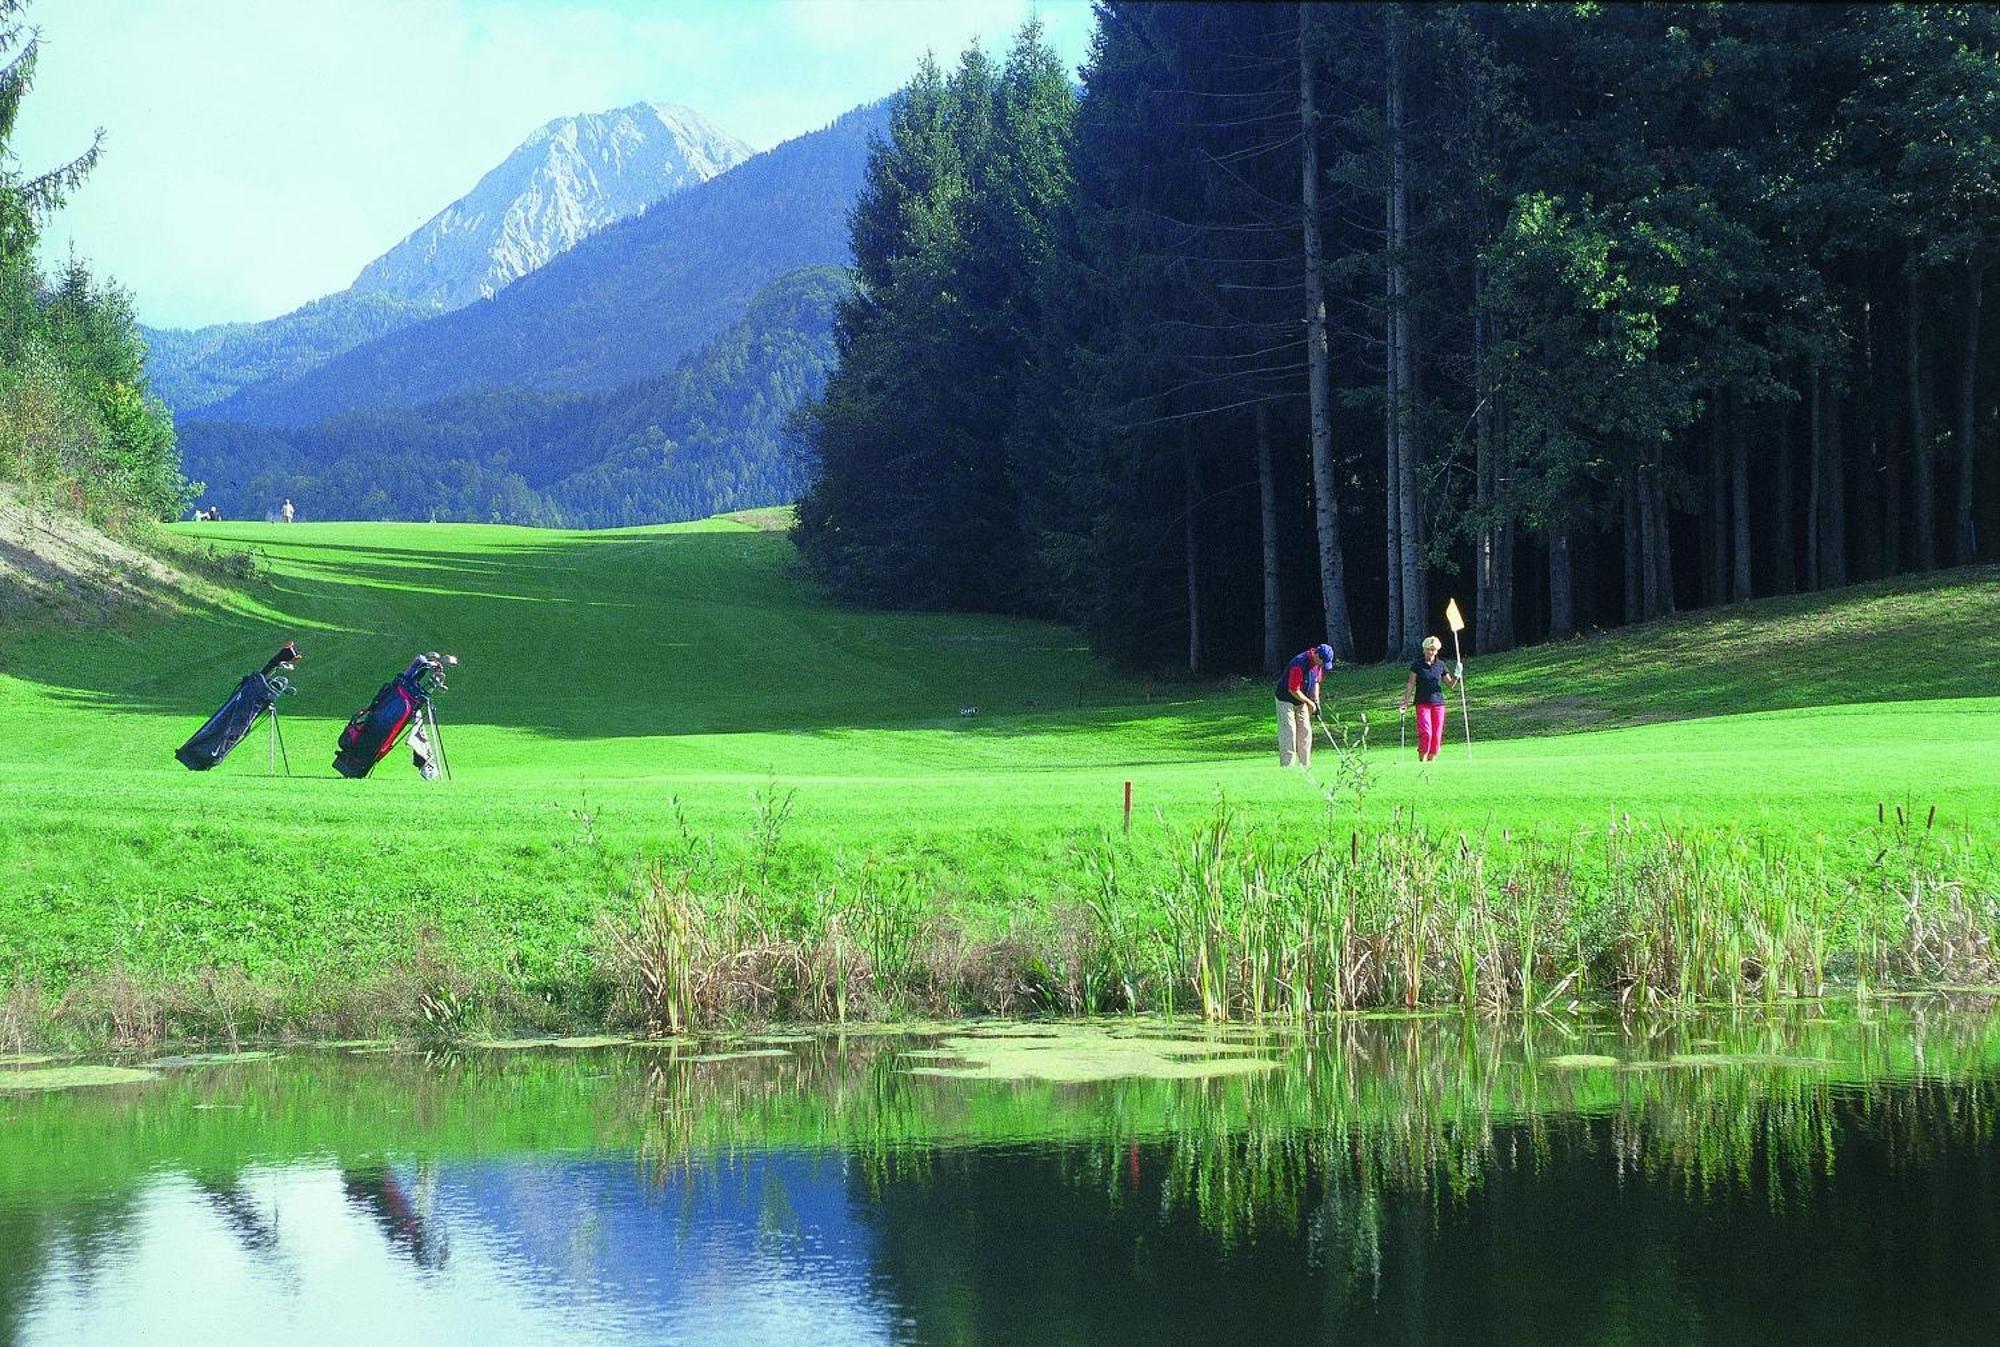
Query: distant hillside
xmin=204 ymin=101 xmax=886 ymax=429
xmin=141 ymin=101 xmax=750 ymax=415
xmin=178 ymin=265 xmax=849 ymax=526
xmin=140 ymin=290 xmax=438 ymax=414
xmin=351 ymin=101 xmax=752 ymax=310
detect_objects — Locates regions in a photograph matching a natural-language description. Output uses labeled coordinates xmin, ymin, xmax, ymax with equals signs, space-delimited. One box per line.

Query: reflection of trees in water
xmin=0 ymin=1193 xmax=147 ymax=1346
xmin=341 ymin=1162 xmax=449 ymax=1271
xmin=632 ymin=1003 xmax=2000 ymax=1265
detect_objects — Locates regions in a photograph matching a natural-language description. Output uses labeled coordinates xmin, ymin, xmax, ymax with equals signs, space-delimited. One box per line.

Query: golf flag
xmin=1444 ymin=597 xmax=1466 ymax=633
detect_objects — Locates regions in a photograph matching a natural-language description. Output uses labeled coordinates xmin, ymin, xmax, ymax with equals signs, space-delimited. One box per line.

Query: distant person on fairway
xmin=1274 ymin=642 xmax=1335 ymax=768
xmin=1400 ymin=636 xmax=1462 ymax=762
xmin=280 ymin=498 xmax=295 ymax=523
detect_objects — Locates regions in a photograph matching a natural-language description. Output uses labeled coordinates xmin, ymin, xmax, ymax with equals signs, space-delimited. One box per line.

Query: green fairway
xmin=1 ymin=517 xmax=1994 ymax=1031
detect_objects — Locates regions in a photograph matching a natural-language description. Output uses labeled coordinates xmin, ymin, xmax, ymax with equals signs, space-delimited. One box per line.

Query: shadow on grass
xmin=3 ymin=522 xmax=1992 ymax=751
xmin=1 ymin=524 xmax=1134 ymax=742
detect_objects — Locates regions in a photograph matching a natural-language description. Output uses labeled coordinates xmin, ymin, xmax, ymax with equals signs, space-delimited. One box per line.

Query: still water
xmin=6 ymin=1004 xmax=2000 ymax=1345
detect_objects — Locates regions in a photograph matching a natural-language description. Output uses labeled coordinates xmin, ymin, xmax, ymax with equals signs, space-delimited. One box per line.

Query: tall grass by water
xmin=589 ymin=796 xmax=1995 ymax=1031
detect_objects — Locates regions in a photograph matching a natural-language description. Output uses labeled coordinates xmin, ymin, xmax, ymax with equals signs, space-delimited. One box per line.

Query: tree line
xmin=796 ymin=3 xmax=1999 ymax=671
xmin=0 ymin=3 xmax=188 ymax=524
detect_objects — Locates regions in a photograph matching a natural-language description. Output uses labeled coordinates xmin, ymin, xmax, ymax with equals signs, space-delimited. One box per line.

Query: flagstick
xmin=1451 ymin=627 xmax=1472 ymax=757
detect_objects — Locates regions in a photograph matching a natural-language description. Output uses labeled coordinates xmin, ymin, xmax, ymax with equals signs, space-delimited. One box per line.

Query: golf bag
xmin=333 ymin=652 xmax=454 ymax=779
xmin=175 ymin=641 xmax=300 ymax=771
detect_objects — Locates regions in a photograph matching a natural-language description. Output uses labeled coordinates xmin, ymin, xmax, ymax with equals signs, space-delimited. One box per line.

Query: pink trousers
xmin=1415 ymin=702 xmax=1447 ymax=760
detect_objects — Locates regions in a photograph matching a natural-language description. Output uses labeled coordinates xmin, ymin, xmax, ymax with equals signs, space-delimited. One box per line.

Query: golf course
xmin=1 ymin=511 xmax=1993 ymax=1044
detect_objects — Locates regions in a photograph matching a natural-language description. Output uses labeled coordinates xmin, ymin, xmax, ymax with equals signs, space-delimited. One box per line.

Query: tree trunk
xmin=1771 ymin=403 xmax=1796 ymax=594
xmin=1854 ymin=299 xmax=1881 ymax=578
xmin=1385 ymin=5 xmax=1420 ymax=657
xmin=1621 ymin=465 xmax=1642 ymax=622
xmin=1384 ymin=344 xmax=1403 ymax=654
xmin=1703 ymin=423 xmax=1727 ymax=606
xmin=1548 ymin=531 xmax=1576 ymax=640
xmin=1824 ymin=383 xmax=1848 ymax=587
xmin=1955 ymin=259 xmax=1982 ymax=566
xmin=1184 ymin=437 xmax=1201 ymax=676
xmin=1653 ymin=446 xmax=1676 ymax=616
xmin=1806 ymin=368 xmax=1822 ymax=590
xmin=1473 ymin=299 xmax=1515 ymax=652
xmin=1908 ymin=268 xmax=1936 ymax=570
xmin=1730 ymin=406 xmax=1752 ymax=602
xmin=1638 ymin=447 xmax=1672 ymax=619
xmin=1299 ymin=2 xmax=1355 ymax=661
xmin=1256 ymin=402 xmax=1281 ymax=672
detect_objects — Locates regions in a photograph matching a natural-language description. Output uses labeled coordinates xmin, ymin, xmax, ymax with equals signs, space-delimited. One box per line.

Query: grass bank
xmin=0 ymin=517 xmax=1993 ymax=1046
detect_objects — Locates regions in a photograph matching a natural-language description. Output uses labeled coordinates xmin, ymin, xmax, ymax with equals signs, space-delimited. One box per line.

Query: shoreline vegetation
xmin=7 ymin=796 xmax=1992 ymax=1055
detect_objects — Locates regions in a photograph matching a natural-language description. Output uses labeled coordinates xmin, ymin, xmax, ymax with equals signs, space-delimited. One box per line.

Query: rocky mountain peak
xmin=350 ymin=102 xmax=752 ymax=311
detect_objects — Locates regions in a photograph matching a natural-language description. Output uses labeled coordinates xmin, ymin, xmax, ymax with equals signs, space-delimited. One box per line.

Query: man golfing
xmin=1274 ymin=642 xmax=1335 ymax=768
xmin=1399 ymin=636 xmax=1462 ymax=763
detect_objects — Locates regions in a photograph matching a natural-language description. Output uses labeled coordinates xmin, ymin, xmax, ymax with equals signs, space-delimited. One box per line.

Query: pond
xmin=6 ymin=1002 xmax=2000 ymax=1345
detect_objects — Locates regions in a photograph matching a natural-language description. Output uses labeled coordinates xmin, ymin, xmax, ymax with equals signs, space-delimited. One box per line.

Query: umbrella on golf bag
xmin=333 ymin=652 xmax=455 ymax=780
xmin=175 ymin=641 xmax=300 ymax=772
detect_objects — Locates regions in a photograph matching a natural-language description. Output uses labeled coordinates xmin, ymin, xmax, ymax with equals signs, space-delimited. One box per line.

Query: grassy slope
xmin=1 ymin=517 xmax=1993 ymax=993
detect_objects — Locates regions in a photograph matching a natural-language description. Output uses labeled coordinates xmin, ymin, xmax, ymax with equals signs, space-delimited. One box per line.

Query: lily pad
xmin=0 ymin=1065 xmax=159 ymax=1092
xmin=1542 ymin=1053 xmax=1622 ymax=1070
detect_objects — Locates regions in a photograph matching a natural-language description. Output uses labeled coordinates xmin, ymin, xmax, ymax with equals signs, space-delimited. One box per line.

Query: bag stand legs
xmin=266 ymin=707 xmax=292 ymax=777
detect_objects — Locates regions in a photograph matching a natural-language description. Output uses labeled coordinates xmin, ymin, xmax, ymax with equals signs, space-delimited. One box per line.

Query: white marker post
xmin=1445 ymin=597 xmax=1472 ymax=757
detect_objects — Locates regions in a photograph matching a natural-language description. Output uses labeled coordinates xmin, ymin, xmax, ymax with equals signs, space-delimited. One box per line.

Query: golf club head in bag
xmin=175 ymin=642 xmax=301 ymax=771
xmin=332 ymin=652 xmax=454 ymax=779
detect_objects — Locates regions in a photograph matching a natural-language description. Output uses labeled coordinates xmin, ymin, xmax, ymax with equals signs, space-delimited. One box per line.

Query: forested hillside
xmin=205 ymin=102 xmax=886 ymax=428
xmin=798 ymin=5 xmax=2000 ymax=671
xmin=178 ymin=265 xmax=845 ymax=525
xmin=0 ymin=16 xmax=187 ymax=527
xmin=138 ymin=290 xmax=439 ymax=413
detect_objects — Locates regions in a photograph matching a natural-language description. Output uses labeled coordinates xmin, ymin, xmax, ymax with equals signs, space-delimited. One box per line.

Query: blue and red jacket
xmin=1273 ymin=651 xmax=1324 ymax=704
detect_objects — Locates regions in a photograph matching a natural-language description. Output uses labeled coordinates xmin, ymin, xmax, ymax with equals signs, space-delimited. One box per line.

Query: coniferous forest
xmin=0 ymin=11 xmax=187 ymax=525
xmin=796 ymin=4 xmax=2000 ymax=669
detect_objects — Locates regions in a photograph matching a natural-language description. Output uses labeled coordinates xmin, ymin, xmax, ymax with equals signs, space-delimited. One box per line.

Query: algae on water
xmin=906 ymin=1024 xmax=1279 ymax=1083
xmin=1542 ymin=1053 xmax=1622 ymax=1070
xmin=0 ymin=1065 xmax=160 ymax=1092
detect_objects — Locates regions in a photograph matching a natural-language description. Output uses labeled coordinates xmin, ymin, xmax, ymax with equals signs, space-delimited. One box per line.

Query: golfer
xmin=1399 ymin=636 xmax=1462 ymax=762
xmin=1274 ymin=642 xmax=1335 ymax=767
xmin=280 ymin=498 xmax=295 ymax=524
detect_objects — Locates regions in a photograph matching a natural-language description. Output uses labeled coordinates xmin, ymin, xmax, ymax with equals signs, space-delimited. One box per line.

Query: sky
xmin=15 ymin=0 xmax=1096 ymax=330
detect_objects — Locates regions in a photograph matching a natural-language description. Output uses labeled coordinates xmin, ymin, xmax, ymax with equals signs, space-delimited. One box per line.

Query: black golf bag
xmin=333 ymin=652 xmax=454 ymax=779
xmin=175 ymin=641 xmax=300 ymax=771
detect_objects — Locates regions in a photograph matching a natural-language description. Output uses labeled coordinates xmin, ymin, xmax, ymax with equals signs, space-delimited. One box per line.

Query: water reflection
xmin=4 ymin=1002 xmax=2000 ymax=1345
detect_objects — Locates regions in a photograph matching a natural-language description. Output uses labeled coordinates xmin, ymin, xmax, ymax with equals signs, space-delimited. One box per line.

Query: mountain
xmin=141 ymin=100 xmax=751 ymax=415
xmin=203 ymin=100 xmax=887 ymax=429
xmin=177 ymin=265 xmax=850 ymax=527
xmin=350 ymin=102 xmax=752 ymax=311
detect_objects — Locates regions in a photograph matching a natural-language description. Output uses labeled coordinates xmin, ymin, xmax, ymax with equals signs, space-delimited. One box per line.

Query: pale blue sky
xmin=16 ymin=0 xmax=1096 ymax=329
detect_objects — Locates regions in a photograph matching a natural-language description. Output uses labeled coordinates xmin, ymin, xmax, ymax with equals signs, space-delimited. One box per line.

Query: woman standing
xmin=1399 ymin=636 xmax=1461 ymax=762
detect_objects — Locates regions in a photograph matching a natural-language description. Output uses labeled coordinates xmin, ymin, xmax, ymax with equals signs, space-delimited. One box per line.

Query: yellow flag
xmin=1444 ymin=598 xmax=1466 ymax=633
